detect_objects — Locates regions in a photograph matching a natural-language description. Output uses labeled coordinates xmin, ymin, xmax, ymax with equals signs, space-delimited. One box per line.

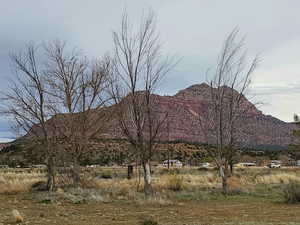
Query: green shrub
xmin=167 ymin=174 xmax=184 ymax=191
xmin=283 ymin=182 xmax=300 ymax=204
xmin=39 ymin=199 xmax=52 ymax=204
xmin=140 ymin=218 xmax=159 ymax=225
xmin=101 ymin=171 xmax=113 ymax=179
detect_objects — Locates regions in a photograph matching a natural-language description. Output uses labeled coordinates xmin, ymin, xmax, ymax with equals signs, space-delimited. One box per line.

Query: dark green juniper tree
xmin=288 ymin=114 xmax=300 ymax=163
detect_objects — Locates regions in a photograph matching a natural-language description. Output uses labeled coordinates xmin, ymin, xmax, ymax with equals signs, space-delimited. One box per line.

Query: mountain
xmin=101 ymin=83 xmax=296 ymax=148
xmin=9 ymin=83 xmax=297 ymax=150
xmin=0 ymin=143 xmax=11 ymax=151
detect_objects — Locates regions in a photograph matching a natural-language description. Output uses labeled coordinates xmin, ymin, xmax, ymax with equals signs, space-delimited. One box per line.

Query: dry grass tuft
xmin=184 ymin=173 xmax=219 ymax=189
xmin=0 ymin=171 xmax=45 ymax=194
xmin=228 ymin=176 xmax=243 ymax=190
xmin=255 ymin=173 xmax=300 ymax=184
xmin=80 ymin=172 xmax=221 ymax=197
xmin=166 ymin=174 xmax=185 ymax=191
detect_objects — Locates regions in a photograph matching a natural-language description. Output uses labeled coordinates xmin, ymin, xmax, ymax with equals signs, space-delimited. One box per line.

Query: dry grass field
xmin=1 ymin=167 xmax=300 ymax=225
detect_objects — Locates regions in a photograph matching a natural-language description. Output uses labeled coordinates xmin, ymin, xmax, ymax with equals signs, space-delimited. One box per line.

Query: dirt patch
xmin=1 ymin=193 xmax=300 ymax=225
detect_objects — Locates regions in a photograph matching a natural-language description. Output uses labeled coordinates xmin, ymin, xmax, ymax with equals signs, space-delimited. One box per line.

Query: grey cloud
xmin=1 ymin=0 xmax=300 ymax=139
xmin=251 ymin=85 xmax=300 ymax=96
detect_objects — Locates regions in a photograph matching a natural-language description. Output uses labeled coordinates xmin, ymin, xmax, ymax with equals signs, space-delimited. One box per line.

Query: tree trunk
xmin=142 ymin=160 xmax=152 ymax=196
xmin=127 ymin=165 xmax=133 ymax=179
xmin=46 ymin=156 xmax=55 ymax=191
xmin=222 ymin=175 xmax=228 ymax=194
xmin=167 ymin=148 xmax=170 ymax=170
xmin=219 ymin=166 xmax=228 ymax=194
xmin=72 ymin=157 xmax=81 ymax=186
xmin=230 ymin=161 xmax=234 ymax=175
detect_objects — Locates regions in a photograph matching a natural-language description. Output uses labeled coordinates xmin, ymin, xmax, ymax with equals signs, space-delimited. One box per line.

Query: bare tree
xmin=110 ymin=11 xmax=175 ymax=195
xmin=199 ymin=29 xmax=259 ymax=194
xmin=0 ymin=44 xmax=57 ymax=190
xmin=44 ymin=41 xmax=112 ymax=185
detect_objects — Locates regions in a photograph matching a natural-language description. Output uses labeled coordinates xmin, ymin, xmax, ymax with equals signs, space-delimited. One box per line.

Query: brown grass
xmin=1 ymin=192 xmax=300 ymax=225
xmin=1 ymin=167 xmax=300 ymax=198
xmin=0 ymin=171 xmax=45 ymax=194
xmin=1 ymin=167 xmax=300 ymax=224
xmin=254 ymin=173 xmax=300 ymax=184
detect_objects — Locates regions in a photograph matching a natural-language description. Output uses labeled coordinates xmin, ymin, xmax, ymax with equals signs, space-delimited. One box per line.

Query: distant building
xmin=235 ymin=162 xmax=256 ymax=167
xmin=162 ymin=159 xmax=183 ymax=167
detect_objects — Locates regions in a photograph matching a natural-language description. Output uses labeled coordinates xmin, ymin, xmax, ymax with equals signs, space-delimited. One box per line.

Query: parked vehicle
xmin=199 ymin=162 xmax=210 ymax=168
xmin=31 ymin=164 xmax=47 ymax=169
xmin=268 ymin=162 xmax=281 ymax=168
xmin=86 ymin=164 xmax=98 ymax=168
xmin=162 ymin=159 xmax=183 ymax=168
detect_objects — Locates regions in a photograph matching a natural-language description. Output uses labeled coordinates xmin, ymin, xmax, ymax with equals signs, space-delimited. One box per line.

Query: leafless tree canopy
xmin=1 ymin=41 xmax=113 ymax=187
xmin=199 ymin=28 xmax=259 ymax=194
xmin=43 ymin=40 xmax=113 ymax=184
xmin=110 ymin=11 xmax=176 ymax=195
xmin=1 ymin=44 xmax=58 ymax=190
xmin=3 ymin=45 xmax=48 ymax=136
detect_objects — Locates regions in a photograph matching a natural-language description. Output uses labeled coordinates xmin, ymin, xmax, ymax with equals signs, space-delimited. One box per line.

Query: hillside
xmin=5 ymin=83 xmax=297 ymax=151
xmin=0 ymin=143 xmax=11 ymax=151
xmin=101 ymin=83 xmax=296 ymax=148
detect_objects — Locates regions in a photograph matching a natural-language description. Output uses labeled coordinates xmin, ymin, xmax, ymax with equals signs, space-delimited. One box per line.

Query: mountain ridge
xmin=102 ymin=83 xmax=295 ymax=148
xmin=6 ymin=83 xmax=296 ymax=149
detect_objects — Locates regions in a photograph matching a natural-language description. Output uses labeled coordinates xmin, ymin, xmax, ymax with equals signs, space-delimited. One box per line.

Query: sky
xmin=1 ymin=0 xmax=300 ymax=142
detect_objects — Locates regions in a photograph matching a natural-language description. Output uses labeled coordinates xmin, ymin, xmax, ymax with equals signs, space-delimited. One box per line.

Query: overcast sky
xmin=1 ymin=0 xmax=300 ymax=142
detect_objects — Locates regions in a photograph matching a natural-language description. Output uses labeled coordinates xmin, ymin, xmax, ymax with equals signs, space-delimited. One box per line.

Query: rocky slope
xmin=0 ymin=143 xmax=11 ymax=151
xmin=102 ymin=83 xmax=296 ymax=148
xmin=15 ymin=83 xmax=297 ymax=150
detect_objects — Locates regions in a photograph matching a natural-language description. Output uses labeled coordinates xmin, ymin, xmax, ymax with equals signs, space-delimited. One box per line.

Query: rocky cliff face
xmin=0 ymin=143 xmax=11 ymax=151
xmin=102 ymin=83 xmax=296 ymax=148
xmin=24 ymin=83 xmax=296 ymax=149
